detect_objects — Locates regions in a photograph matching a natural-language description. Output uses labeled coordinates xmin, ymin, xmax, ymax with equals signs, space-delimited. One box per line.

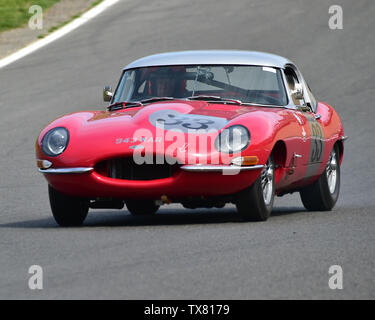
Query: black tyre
xmin=48 ymin=185 xmax=89 ymax=226
xmin=125 ymin=200 xmax=159 ymax=216
xmin=300 ymin=145 xmax=340 ymax=211
xmin=236 ymin=156 xmax=275 ymax=221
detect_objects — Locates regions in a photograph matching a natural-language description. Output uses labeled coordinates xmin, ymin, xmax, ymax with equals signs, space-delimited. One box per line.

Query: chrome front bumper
xmin=39 ymin=167 xmax=94 ymax=174
xmin=180 ymin=164 xmax=264 ymax=172
xmin=39 ymin=164 xmax=264 ymax=174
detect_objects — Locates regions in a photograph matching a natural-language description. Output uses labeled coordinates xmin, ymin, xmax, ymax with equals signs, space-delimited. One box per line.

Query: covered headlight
xmin=215 ymin=125 xmax=250 ymax=153
xmin=41 ymin=127 xmax=69 ymax=157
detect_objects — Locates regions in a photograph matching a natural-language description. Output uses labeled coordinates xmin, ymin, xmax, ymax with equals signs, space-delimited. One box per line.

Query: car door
xmin=284 ymin=66 xmax=325 ymax=182
xmin=299 ymin=81 xmax=325 ymax=180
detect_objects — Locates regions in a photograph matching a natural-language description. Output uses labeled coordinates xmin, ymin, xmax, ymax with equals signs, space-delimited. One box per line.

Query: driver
xmin=156 ymin=76 xmax=176 ymax=97
xmin=150 ymin=66 xmax=185 ymax=97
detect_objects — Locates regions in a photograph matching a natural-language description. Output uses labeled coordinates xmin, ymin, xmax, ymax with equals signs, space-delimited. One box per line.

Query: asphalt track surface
xmin=0 ymin=0 xmax=374 ymax=299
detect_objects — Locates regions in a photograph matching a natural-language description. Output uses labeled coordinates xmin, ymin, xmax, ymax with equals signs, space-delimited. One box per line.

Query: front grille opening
xmin=96 ymin=157 xmax=178 ymax=181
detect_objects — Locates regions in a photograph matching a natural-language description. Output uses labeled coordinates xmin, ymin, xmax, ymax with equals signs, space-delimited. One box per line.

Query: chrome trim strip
xmin=39 ymin=167 xmax=94 ymax=174
xmin=341 ymin=135 xmax=349 ymax=141
xmin=124 ymin=50 xmax=293 ymax=70
xmin=181 ymin=164 xmax=264 ymax=172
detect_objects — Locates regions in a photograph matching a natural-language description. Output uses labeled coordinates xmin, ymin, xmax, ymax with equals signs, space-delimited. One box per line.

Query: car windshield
xmin=112 ymin=65 xmax=288 ymax=106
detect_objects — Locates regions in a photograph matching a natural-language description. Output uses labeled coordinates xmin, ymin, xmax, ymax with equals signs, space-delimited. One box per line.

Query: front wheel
xmin=48 ymin=185 xmax=89 ymax=226
xmin=236 ymin=156 xmax=275 ymax=221
xmin=125 ymin=200 xmax=159 ymax=216
xmin=299 ymin=145 xmax=340 ymax=211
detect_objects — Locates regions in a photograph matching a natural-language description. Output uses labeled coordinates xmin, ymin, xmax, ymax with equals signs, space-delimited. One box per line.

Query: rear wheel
xmin=300 ymin=145 xmax=340 ymax=211
xmin=125 ymin=200 xmax=159 ymax=216
xmin=48 ymin=185 xmax=89 ymax=226
xmin=236 ymin=156 xmax=275 ymax=221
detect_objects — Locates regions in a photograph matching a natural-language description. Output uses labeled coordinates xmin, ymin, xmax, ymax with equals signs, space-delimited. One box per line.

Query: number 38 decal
xmin=309 ymin=121 xmax=325 ymax=163
xmin=149 ymin=109 xmax=228 ymax=133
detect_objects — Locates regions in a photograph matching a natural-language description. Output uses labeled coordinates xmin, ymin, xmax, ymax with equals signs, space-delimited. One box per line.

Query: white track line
xmin=0 ymin=0 xmax=120 ymax=69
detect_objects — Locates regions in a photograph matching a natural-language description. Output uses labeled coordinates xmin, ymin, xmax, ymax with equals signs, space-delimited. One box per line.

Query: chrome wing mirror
xmin=291 ymin=83 xmax=304 ymax=100
xmin=103 ymin=86 xmax=113 ymax=102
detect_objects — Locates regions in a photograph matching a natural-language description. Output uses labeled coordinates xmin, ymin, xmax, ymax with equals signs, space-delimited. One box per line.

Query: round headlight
xmin=215 ymin=125 xmax=250 ymax=153
xmin=42 ymin=127 xmax=69 ymax=157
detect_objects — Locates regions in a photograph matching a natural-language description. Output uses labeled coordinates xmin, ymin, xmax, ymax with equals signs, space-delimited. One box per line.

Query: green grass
xmin=0 ymin=0 xmax=61 ymax=33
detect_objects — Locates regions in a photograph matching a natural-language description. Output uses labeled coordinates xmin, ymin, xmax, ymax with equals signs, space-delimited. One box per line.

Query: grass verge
xmin=0 ymin=0 xmax=60 ymax=33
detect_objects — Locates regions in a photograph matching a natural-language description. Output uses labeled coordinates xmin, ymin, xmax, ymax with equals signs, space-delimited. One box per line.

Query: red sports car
xmin=35 ymin=50 xmax=346 ymax=226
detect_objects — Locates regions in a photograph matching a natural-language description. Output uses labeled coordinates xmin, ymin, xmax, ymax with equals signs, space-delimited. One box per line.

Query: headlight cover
xmin=215 ymin=125 xmax=250 ymax=153
xmin=41 ymin=127 xmax=69 ymax=157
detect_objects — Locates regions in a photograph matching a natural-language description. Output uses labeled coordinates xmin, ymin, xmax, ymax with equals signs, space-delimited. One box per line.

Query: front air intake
xmin=107 ymin=157 xmax=177 ymax=180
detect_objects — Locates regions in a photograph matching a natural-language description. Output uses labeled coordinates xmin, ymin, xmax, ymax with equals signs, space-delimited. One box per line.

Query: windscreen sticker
xmin=262 ymin=67 xmax=277 ymax=73
xmin=149 ymin=109 xmax=228 ymax=133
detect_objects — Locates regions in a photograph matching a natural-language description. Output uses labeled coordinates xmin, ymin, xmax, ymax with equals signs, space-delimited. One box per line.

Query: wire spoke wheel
xmin=326 ymin=149 xmax=338 ymax=194
xmin=300 ymin=145 xmax=341 ymax=211
xmin=261 ymin=159 xmax=274 ymax=205
xmin=236 ymin=155 xmax=275 ymax=221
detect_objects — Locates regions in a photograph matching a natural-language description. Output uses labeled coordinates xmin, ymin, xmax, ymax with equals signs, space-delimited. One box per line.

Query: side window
xmin=284 ymin=67 xmax=304 ymax=106
xmin=305 ymin=81 xmax=317 ymax=111
xmin=116 ymin=70 xmax=136 ymax=101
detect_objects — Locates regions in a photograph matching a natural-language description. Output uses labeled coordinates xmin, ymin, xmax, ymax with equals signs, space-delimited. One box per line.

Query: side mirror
xmin=291 ymin=83 xmax=304 ymax=100
xmin=298 ymin=105 xmax=311 ymax=112
xmin=103 ymin=86 xmax=113 ymax=102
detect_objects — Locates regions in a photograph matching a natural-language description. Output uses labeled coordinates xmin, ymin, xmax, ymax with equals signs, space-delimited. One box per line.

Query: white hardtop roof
xmin=124 ymin=50 xmax=293 ymax=70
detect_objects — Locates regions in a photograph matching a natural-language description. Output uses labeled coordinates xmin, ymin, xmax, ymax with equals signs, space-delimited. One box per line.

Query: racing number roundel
xmin=149 ymin=109 xmax=228 ymax=133
xmin=306 ymin=115 xmax=325 ymax=164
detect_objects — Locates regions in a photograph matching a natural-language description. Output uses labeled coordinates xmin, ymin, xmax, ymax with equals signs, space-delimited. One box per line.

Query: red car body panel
xmin=36 ymin=100 xmax=344 ymax=200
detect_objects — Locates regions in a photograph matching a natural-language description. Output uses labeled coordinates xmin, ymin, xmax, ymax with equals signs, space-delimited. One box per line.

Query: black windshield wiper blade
xmin=108 ymin=101 xmax=143 ymax=111
xmin=240 ymin=102 xmax=282 ymax=108
xmin=140 ymin=97 xmax=176 ymax=104
xmin=187 ymin=95 xmax=222 ymax=100
xmin=187 ymin=95 xmax=243 ymax=105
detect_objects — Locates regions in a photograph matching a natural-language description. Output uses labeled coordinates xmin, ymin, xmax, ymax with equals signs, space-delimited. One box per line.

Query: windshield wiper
xmin=107 ymin=101 xmax=143 ymax=111
xmin=187 ymin=95 xmax=281 ymax=107
xmin=187 ymin=95 xmax=243 ymax=105
xmin=140 ymin=97 xmax=176 ymax=104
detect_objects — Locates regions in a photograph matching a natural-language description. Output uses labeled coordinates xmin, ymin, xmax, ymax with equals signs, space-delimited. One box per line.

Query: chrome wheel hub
xmin=326 ymin=150 xmax=338 ymax=194
xmin=261 ymin=159 xmax=274 ymax=205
